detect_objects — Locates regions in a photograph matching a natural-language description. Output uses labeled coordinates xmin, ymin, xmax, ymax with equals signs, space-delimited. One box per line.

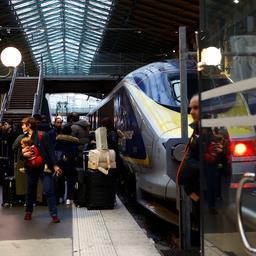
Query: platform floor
xmin=0 ymin=195 xmax=160 ymax=256
xmin=0 ymin=186 xmax=243 ymax=256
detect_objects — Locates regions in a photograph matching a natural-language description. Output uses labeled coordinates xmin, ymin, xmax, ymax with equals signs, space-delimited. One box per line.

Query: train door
xmin=200 ymin=2 xmax=256 ymax=254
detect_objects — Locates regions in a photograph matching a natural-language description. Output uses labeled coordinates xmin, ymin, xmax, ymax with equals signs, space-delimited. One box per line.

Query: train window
xmin=170 ymin=80 xmax=181 ymax=104
xmin=167 ymin=73 xmax=198 ymax=107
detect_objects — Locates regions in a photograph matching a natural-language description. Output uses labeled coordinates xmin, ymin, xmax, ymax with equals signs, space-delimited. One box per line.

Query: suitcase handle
xmin=97 ymin=151 xmax=111 ymax=175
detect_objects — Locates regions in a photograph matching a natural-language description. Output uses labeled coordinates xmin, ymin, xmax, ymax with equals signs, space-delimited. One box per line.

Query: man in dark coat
xmin=2 ymin=119 xmax=19 ymax=163
xmin=177 ymin=94 xmax=224 ymax=214
xmin=55 ymin=124 xmax=79 ymax=204
xmin=48 ymin=116 xmax=63 ymax=146
xmin=71 ymin=114 xmax=90 ymax=156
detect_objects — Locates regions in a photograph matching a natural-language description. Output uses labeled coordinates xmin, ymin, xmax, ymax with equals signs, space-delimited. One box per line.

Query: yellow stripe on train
xmin=122 ymin=154 xmax=150 ymax=167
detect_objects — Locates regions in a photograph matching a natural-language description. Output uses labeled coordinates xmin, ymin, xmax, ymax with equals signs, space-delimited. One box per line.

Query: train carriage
xmin=88 ymin=59 xmax=255 ymax=223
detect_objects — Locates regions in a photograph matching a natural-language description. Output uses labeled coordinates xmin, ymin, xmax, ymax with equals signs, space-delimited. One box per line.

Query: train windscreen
xmin=133 ymin=70 xmax=233 ymax=112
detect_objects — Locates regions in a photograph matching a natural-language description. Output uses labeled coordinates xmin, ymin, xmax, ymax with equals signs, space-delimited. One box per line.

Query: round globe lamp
xmin=1 ymin=47 xmax=22 ymax=68
xmin=201 ymin=47 xmax=222 ymax=66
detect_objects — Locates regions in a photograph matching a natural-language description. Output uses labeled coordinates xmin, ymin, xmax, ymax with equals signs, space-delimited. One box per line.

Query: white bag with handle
xmin=88 ymin=149 xmax=116 ymax=175
xmin=95 ymin=127 xmax=108 ymax=150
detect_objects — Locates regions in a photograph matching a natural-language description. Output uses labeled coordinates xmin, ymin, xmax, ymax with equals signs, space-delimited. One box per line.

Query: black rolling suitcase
xmin=0 ymin=158 xmax=12 ymax=184
xmin=0 ymin=140 xmax=13 ymax=183
xmin=74 ymin=168 xmax=87 ymax=207
xmin=2 ymin=176 xmax=16 ymax=207
xmin=85 ymin=169 xmax=116 ymax=210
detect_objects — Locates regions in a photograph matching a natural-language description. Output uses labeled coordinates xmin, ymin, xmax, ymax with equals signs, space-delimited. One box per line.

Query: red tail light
xmin=231 ymin=140 xmax=256 ymax=157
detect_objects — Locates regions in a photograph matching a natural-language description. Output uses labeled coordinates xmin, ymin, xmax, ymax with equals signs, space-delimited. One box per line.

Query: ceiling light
xmin=233 ymin=0 xmax=239 ymax=4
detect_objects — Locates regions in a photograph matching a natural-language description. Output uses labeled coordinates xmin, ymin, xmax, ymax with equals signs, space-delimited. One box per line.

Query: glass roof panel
xmin=10 ymin=0 xmax=114 ymax=75
xmin=40 ymin=0 xmax=58 ymax=7
xmin=13 ymin=0 xmax=36 ymax=9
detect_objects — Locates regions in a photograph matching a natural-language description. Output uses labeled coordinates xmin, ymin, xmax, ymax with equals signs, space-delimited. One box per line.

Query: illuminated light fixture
xmin=1 ymin=47 xmax=22 ymax=68
xmin=0 ymin=47 xmax=22 ymax=78
xmin=200 ymin=47 xmax=222 ymax=66
xmin=233 ymin=0 xmax=239 ymax=4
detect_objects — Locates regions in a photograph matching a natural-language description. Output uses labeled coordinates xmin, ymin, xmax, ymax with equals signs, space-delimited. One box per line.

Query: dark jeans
xmin=56 ymin=168 xmax=76 ymax=200
xmin=25 ymin=167 xmax=58 ymax=216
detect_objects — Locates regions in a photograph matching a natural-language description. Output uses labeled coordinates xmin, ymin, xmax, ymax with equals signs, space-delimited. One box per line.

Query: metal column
xmin=178 ymin=26 xmax=191 ymax=250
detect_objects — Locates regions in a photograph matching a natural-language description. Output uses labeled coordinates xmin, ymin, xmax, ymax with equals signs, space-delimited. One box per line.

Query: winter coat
xmin=177 ymin=122 xmax=226 ymax=197
xmin=54 ymin=134 xmax=79 ymax=171
xmin=177 ymin=123 xmax=200 ymax=197
xmin=71 ymin=120 xmax=90 ymax=153
xmin=48 ymin=127 xmax=62 ymax=146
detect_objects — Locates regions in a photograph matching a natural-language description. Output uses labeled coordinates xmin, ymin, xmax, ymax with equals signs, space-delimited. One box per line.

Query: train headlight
xmin=172 ymin=143 xmax=186 ymax=162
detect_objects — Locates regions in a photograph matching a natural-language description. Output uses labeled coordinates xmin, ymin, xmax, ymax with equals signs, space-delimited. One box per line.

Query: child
xmin=20 ymin=137 xmax=51 ymax=173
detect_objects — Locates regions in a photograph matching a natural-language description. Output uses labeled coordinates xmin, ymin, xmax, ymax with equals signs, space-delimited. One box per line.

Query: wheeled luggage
xmin=82 ymin=150 xmax=89 ymax=170
xmin=85 ymin=169 xmax=116 ymax=210
xmin=0 ymin=140 xmax=13 ymax=182
xmin=0 ymin=158 xmax=12 ymax=183
xmin=74 ymin=168 xmax=87 ymax=207
xmin=2 ymin=176 xmax=16 ymax=207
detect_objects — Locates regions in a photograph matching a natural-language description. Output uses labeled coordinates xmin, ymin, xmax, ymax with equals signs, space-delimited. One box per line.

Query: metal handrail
xmin=32 ymin=61 xmax=44 ymax=116
xmin=236 ymin=172 xmax=256 ymax=255
xmin=0 ymin=67 xmax=17 ymax=121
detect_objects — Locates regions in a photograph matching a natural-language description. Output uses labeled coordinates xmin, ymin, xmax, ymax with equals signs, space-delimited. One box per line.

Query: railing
xmin=32 ymin=61 xmax=44 ymax=116
xmin=0 ymin=68 xmax=17 ymax=121
xmin=236 ymin=172 xmax=256 ymax=255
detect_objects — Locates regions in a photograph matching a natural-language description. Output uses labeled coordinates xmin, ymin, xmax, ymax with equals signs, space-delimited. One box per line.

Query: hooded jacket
xmin=55 ymin=134 xmax=79 ymax=170
xmin=71 ymin=120 xmax=90 ymax=152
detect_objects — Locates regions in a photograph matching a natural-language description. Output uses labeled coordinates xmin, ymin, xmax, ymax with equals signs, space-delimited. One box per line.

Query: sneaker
xmin=24 ymin=212 xmax=32 ymax=221
xmin=66 ymin=199 xmax=73 ymax=205
xmin=51 ymin=215 xmax=60 ymax=223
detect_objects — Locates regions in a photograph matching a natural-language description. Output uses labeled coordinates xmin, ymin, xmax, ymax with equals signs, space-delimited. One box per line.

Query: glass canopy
xmin=10 ymin=0 xmax=114 ymax=75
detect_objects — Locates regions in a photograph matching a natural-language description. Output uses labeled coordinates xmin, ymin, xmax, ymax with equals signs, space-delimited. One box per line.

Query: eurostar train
xmin=88 ymin=59 xmax=255 ymax=223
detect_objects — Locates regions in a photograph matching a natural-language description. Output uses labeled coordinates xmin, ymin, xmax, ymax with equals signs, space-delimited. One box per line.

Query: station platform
xmin=0 ymin=195 xmax=160 ymax=256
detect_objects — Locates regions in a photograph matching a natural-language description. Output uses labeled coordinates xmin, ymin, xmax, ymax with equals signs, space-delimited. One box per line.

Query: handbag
xmin=88 ymin=149 xmax=116 ymax=175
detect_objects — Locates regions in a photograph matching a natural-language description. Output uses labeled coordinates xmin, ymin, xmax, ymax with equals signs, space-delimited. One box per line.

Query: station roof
xmin=0 ymin=0 xmax=199 ymax=76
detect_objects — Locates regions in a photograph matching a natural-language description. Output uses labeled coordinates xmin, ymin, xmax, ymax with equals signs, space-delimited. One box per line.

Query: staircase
xmin=2 ymin=78 xmax=38 ymax=124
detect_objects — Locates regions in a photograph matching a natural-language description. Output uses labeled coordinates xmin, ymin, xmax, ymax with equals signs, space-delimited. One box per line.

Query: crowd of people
xmin=0 ymin=112 xmax=116 ymax=223
xmin=0 ymin=107 xmax=230 ymax=228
